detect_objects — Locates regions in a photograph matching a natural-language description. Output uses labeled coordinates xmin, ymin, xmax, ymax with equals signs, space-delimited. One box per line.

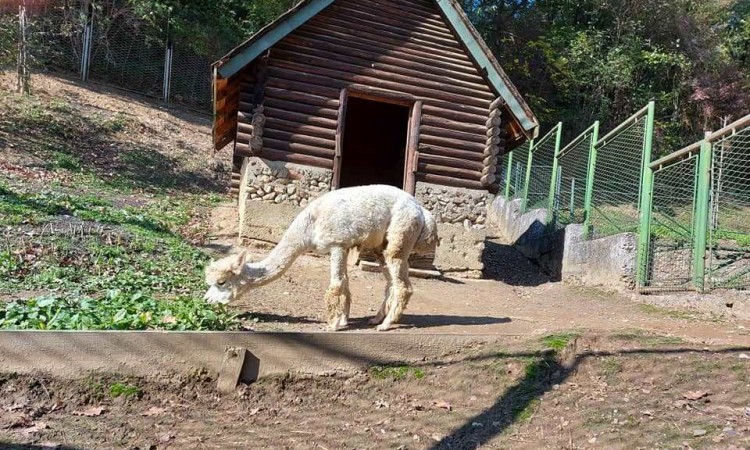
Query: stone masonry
xmin=237 ymin=157 xmax=493 ymax=276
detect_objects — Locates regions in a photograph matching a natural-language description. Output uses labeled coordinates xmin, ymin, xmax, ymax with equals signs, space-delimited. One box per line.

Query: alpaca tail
xmin=414 ymin=206 xmax=439 ymax=255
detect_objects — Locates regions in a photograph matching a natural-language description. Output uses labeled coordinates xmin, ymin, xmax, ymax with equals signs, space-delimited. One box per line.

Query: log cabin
xmin=211 ymin=0 xmax=539 ymax=276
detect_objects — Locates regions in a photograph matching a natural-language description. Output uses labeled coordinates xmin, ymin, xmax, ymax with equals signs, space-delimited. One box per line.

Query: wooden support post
xmin=404 ymin=100 xmax=423 ymax=195
xmin=332 ymin=88 xmax=348 ymax=189
xmin=217 ymin=347 xmax=248 ymax=393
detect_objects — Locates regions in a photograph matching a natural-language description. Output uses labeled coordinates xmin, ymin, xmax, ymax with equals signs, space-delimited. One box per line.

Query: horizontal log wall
xmin=235 ymin=0 xmax=499 ymax=190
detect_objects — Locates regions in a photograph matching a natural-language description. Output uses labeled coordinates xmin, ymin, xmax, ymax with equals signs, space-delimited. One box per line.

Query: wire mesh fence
xmin=642 ymin=153 xmax=699 ymax=290
xmin=88 ymin=4 xmax=166 ymax=99
xmin=589 ymin=106 xmax=652 ymax=239
xmin=1 ymin=0 xmax=238 ymax=110
xmin=551 ymin=122 xmax=598 ymax=231
xmin=1 ymin=1 xmax=84 ymax=76
xmin=707 ymin=124 xmax=750 ymax=290
xmin=524 ymin=123 xmax=561 ymax=211
xmin=502 ymin=148 xmax=530 ymax=203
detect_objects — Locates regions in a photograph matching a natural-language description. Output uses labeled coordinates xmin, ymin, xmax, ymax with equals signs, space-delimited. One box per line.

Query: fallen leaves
xmin=21 ymin=421 xmax=48 ymax=435
xmin=140 ymin=406 xmax=166 ymax=417
xmin=432 ymin=400 xmax=452 ymax=411
xmin=0 ymin=412 xmax=33 ymax=429
xmin=683 ymin=391 xmax=710 ymax=401
xmin=72 ymin=406 xmax=107 ymax=417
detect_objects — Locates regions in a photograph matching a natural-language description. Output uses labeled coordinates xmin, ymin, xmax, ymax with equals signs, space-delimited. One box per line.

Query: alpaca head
xmin=203 ymin=251 xmax=249 ymax=305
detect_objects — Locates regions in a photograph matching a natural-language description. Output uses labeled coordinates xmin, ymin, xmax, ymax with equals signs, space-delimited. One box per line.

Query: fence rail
xmin=499 ymin=103 xmax=750 ymax=293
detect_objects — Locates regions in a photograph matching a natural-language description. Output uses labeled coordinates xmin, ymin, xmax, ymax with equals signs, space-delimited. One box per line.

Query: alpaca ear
xmin=232 ymin=251 xmax=248 ymax=274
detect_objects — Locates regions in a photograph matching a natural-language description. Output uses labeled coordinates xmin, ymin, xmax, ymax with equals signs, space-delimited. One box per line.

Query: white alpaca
xmin=204 ymin=184 xmax=438 ymax=331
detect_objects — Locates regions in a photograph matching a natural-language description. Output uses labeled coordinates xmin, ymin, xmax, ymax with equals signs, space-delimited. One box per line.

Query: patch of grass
xmin=0 ymin=180 xmax=233 ymax=331
xmin=600 ymin=357 xmax=622 ymax=383
xmin=108 ymin=382 xmax=141 ymax=399
xmin=370 ymin=365 xmax=425 ymax=381
xmin=612 ymin=330 xmax=684 ymax=346
xmin=541 ymin=332 xmax=579 ymax=352
xmin=51 ymin=151 xmax=82 ymax=172
xmin=730 ymin=363 xmax=748 ymax=381
xmin=515 ymin=398 xmax=540 ymax=422
xmin=637 ymin=303 xmax=696 ymax=320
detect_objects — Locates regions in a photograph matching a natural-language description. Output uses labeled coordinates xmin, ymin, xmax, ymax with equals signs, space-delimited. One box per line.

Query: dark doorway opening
xmin=339 ymin=96 xmax=410 ymax=189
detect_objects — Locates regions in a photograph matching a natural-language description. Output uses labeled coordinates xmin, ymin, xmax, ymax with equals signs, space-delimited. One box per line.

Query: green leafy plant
xmin=109 ymin=382 xmax=141 ymax=399
xmin=0 ymin=291 xmax=238 ymax=331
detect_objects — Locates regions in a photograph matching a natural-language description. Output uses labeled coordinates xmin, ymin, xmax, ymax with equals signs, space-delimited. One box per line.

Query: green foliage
xmin=370 ymin=365 xmax=425 ymax=381
xmin=463 ymin=0 xmax=750 ymax=150
xmin=108 ymin=382 xmax=142 ymax=399
xmin=126 ymin=0 xmax=297 ymax=55
xmin=0 ymin=291 xmax=237 ymax=331
xmin=541 ymin=332 xmax=579 ymax=352
xmin=0 ymin=179 xmax=233 ymax=331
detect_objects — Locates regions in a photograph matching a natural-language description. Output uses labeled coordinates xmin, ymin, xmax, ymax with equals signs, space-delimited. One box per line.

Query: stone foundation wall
xmin=236 ymin=160 xmax=492 ymax=277
xmin=241 ymin=157 xmax=332 ymax=208
xmin=239 ymin=157 xmax=332 ymax=242
xmin=415 ymin=182 xmax=493 ymax=230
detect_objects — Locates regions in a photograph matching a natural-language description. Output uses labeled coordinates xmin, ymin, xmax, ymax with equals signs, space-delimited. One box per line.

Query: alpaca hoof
xmin=375 ymin=322 xmax=392 ymax=331
xmin=367 ymin=316 xmax=384 ymax=325
xmin=327 ymin=314 xmax=348 ymax=331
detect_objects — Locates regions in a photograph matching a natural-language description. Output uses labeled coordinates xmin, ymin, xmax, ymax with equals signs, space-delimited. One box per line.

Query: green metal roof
xmin=213 ymin=0 xmax=539 ymax=139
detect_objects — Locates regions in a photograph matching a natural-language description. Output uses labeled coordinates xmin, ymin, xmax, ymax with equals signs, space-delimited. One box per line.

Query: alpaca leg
xmin=324 ymin=246 xmax=350 ymax=331
xmin=376 ymin=256 xmax=414 ymax=331
xmin=368 ymin=254 xmax=392 ymax=325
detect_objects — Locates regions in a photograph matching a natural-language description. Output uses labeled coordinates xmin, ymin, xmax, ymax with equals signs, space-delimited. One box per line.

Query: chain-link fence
xmin=524 ymin=123 xmax=561 ymax=212
xmin=551 ymin=122 xmax=598 ymax=232
xmin=501 ymin=146 xmax=530 ymax=203
xmin=640 ymin=150 xmax=700 ymax=291
xmin=1 ymin=1 xmax=84 ymax=75
xmin=706 ymin=122 xmax=750 ymax=290
xmin=500 ymin=101 xmax=748 ymax=293
xmin=589 ymin=105 xmax=653 ymax=239
xmin=1 ymin=0 xmax=237 ymax=110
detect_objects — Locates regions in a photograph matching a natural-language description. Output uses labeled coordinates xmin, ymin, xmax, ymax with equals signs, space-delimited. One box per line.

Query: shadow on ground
xmin=1 ymin=75 xmax=225 ymax=194
xmin=428 ymin=343 xmax=750 ymax=449
xmin=400 ymin=314 xmax=511 ymax=328
xmin=482 ymin=239 xmax=551 ymax=287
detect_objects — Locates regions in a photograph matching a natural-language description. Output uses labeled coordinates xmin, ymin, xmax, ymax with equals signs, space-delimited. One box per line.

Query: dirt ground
xmin=208 ymin=206 xmax=750 ymax=348
xmin=3 ymin=74 xmax=750 ymax=450
xmin=1 ymin=334 xmax=750 ymax=450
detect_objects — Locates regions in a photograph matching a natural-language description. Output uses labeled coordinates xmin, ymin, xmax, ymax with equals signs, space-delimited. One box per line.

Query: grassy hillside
xmin=0 ymin=74 xmax=239 ymax=330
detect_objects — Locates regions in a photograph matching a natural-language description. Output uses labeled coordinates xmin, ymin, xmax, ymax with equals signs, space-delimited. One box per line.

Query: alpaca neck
xmin=244 ymin=215 xmax=311 ymax=287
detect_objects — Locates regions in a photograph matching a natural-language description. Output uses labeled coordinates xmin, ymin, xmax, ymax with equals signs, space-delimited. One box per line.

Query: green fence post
xmin=504 ymin=150 xmax=514 ymax=199
xmin=546 ymin=123 xmax=563 ymax=224
xmin=692 ymin=135 xmax=712 ymax=292
xmin=521 ymin=140 xmax=534 ymax=212
xmin=582 ymin=121 xmax=600 ymax=238
xmin=636 ymin=101 xmax=656 ymax=289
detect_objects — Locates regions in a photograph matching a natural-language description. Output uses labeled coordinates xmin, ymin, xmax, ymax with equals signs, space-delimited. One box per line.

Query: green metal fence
xmin=638 ymin=114 xmax=750 ymax=292
xmin=501 ymin=147 xmax=529 ymax=203
xmin=498 ymin=101 xmax=749 ymax=293
xmin=548 ymin=122 xmax=599 ymax=234
xmin=523 ymin=123 xmax=562 ymax=212
xmin=705 ymin=118 xmax=750 ymax=290
xmin=638 ymin=144 xmax=701 ymax=291
xmin=500 ymin=123 xmax=562 ymax=213
xmin=590 ymin=103 xmax=655 ymax=239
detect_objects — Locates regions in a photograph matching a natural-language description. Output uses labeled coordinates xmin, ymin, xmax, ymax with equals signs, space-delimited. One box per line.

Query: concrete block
xmin=240 ymin=200 xmax=301 ymax=243
xmin=562 ymin=225 xmax=637 ymax=290
xmin=434 ymin=223 xmax=486 ymax=278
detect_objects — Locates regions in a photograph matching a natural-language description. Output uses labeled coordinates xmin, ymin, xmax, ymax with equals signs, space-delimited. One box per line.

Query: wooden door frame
xmin=331 ymin=86 xmax=422 ymax=195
